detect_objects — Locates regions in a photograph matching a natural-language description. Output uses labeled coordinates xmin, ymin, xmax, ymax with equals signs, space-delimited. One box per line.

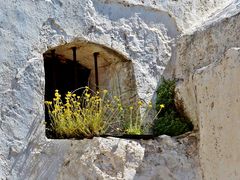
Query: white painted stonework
xmin=0 ymin=0 xmax=239 ymax=179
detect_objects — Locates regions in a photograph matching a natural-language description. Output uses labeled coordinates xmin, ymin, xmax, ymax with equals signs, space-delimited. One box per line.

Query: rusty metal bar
xmin=93 ymin=52 xmax=99 ymax=91
xmin=72 ymin=47 xmax=78 ymax=89
xmin=51 ymin=49 xmax=57 ymax=91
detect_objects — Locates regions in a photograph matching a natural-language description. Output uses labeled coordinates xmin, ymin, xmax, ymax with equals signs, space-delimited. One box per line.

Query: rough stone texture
xmin=174 ymin=7 xmax=240 ymax=127
xmin=195 ymin=48 xmax=240 ymax=180
xmin=0 ymin=0 xmax=237 ymax=179
xmin=173 ymin=6 xmax=240 ymax=180
xmin=11 ymin=134 xmax=200 ymax=180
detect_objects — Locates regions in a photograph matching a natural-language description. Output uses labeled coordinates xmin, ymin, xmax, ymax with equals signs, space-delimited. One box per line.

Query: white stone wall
xmin=174 ymin=6 xmax=240 ymax=179
xmin=0 ymin=0 xmax=235 ymax=179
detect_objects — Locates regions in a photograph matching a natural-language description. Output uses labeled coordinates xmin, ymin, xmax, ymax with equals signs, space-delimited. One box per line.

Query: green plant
xmin=124 ymin=101 xmax=165 ymax=135
xmin=45 ymin=86 xmax=166 ymax=138
xmin=153 ymin=78 xmax=193 ymax=136
xmin=123 ymin=103 xmax=143 ymax=135
xmin=45 ymin=88 xmax=124 ymax=138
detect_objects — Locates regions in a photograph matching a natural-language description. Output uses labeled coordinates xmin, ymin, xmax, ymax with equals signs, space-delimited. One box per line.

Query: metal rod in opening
xmin=72 ymin=47 xmax=78 ymax=89
xmin=93 ymin=52 xmax=99 ymax=91
xmin=51 ymin=49 xmax=57 ymax=91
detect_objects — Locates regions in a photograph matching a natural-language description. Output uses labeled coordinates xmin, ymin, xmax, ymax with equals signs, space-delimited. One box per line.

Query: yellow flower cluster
xmin=45 ymin=87 xmax=165 ymax=137
xmin=160 ymin=104 xmax=165 ymax=108
xmin=45 ymin=88 xmax=125 ymax=138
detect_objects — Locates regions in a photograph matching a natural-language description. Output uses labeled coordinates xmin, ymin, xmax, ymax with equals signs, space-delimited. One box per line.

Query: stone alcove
xmin=43 ymin=41 xmax=137 ymax=136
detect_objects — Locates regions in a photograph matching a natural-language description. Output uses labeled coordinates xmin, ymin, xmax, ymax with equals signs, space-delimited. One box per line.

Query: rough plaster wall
xmin=0 ymin=0 xmax=234 ymax=178
xmin=174 ymin=7 xmax=240 ymax=180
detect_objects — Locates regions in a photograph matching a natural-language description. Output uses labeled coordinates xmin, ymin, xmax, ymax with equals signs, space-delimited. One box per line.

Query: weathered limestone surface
xmin=15 ymin=134 xmax=200 ymax=180
xmin=0 ymin=0 xmax=237 ymax=179
xmin=195 ymin=48 xmax=240 ymax=180
xmin=174 ymin=6 xmax=240 ymax=127
xmin=174 ymin=6 xmax=240 ymax=180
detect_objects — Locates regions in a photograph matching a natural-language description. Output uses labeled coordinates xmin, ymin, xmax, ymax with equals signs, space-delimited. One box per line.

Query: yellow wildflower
xmin=45 ymin=101 xmax=52 ymax=105
xmin=138 ymin=101 xmax=143 ymax=106
xmin=66 ymin=92 xmax=72 ymax=97
xmin=160 ymin=104 xmax=165 ymax=108
xmin=85 ymin=93 xmax=90 ymax=98
xmin=148 ymin=103 xmax=153 ymax=108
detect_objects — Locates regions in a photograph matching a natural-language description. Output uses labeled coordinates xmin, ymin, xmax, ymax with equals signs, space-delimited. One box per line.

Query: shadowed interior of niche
xmin=44 ymin=49 xmax=91 ymax=138
xmin=44 ymin=50 xmax=90 ymax=103
xmin=43 ymin=41 xmax=138 ymax=139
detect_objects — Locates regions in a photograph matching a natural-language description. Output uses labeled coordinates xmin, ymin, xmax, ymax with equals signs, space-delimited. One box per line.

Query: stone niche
xmin=43 ymin=41 xmax=138 ymax=136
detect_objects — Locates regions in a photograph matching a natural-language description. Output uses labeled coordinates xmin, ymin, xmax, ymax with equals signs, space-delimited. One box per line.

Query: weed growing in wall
xmin=123 ymin=101 xmax=164 ymax=135
xmin=45 ymin=88 xmax=124 ymax=138
xmin=45 ymin=87 xmax=165 ymax=138
xmin=153 ymin=78 xmax=193 ymax=136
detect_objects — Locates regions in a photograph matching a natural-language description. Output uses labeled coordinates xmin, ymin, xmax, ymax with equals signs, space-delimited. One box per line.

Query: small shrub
xmin=124 ymin=101 xmax=148 ymax=135
xmin=45 ymin=87 xmax=166 ymax=138
xmin=123 ymin=105 xmax=142 ymax=135
xmin=124 ymin=101 xmax=165 ymax=135
xmin=45 ymin=88 xmax=124 ymax=138
xmin=153 ymin=78 xmax=193 ymax=136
